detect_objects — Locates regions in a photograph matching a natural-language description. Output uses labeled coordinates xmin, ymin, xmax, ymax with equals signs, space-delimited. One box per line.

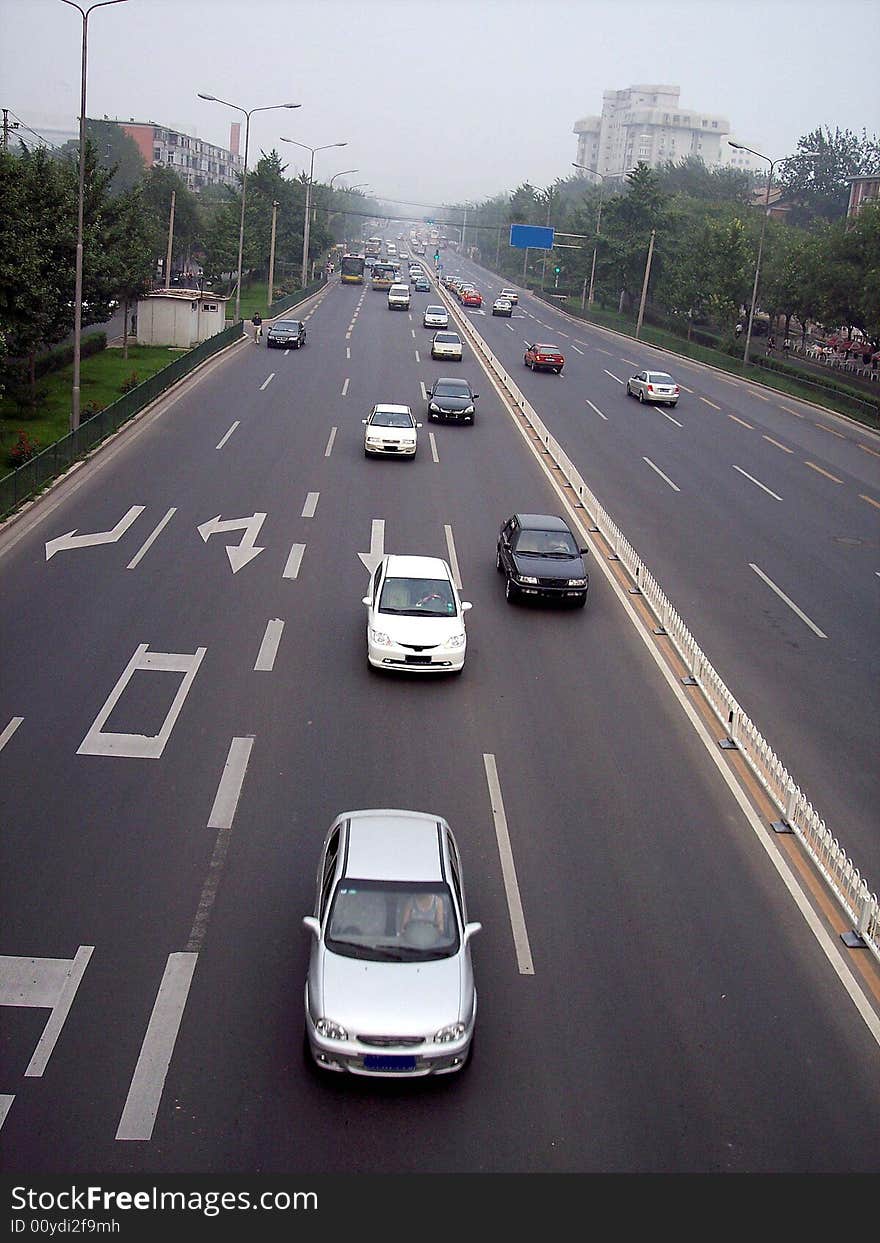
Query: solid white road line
xmin=341 ymin=378 xmax=349 ymax=397
xmin=116 ymin=951 xmax=198 ymax=1141
xmin=254 ymin=619 xmax=284 ymax=671
xmin=127 ymin=507 xmax=176 ymax=569
xmin=662 ymin=410 xmax=683 ymax=427
xmin=586 ymin=400 xmax=607 ymax=421
xmin=302 ymin=492 xmax=319 ymax=518
xmin=732 ymin=464 xmax=782 ymax=501
xmin=604 ymin=370 xmax=623 ymax=383
xmin=215 ymin=422 xmax=239 ymax=450
xmin=643 ymin=458 xmax=680 ymax=491
xmin=325 ymin=427 xmax=337 ymax=457
xmin=444 ymin=525 xmax=462 ymax=589
xmin=483 ymin=754 xmax=534 ymax=976
xmin=430 ymin=432 xmax=439 ymax=463
xmin=750 ymin=564 xmax=828 ymax=638
xmin=208 ymin=736 xmax=255 ymax=831
xmin=22 ymin=945 xmax=94 ymax=1077
xmin=260 ymin=374 xmax=275 ymax=391
xmin=0 ymin=716 xmax=24 ymax=752
xmin=283 ymin=543 xmax=306 ymax=580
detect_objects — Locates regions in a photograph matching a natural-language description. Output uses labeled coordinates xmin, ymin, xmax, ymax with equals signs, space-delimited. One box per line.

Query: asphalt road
xmin=0 ymin=267 xmax=878 ymax=1175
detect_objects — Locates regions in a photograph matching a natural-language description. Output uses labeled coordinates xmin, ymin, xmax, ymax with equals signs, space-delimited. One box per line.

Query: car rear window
xmin=434 ymin=334 xmax=460 ymax=343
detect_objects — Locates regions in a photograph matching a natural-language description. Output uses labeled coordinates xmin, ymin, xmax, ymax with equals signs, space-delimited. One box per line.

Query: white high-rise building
xmin=573 ymin=85 xmax=761 ymax=179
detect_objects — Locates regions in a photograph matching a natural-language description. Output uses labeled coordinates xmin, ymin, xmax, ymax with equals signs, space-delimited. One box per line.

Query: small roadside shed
xmin=135 ymin=289 xmax=228 ymax=348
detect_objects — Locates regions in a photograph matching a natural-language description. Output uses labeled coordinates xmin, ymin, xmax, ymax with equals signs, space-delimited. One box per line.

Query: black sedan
xmin=426 ymin=377 xmax=479 ymax=424
xmin=266 ymin=319 xmax=307 ymax=349
xmin=496 ymin=513 xmax=589 ymax=606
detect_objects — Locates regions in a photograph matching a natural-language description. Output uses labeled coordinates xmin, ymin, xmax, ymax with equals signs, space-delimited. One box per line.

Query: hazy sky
xmin=2 ymin=0 xmax=878 ymax=208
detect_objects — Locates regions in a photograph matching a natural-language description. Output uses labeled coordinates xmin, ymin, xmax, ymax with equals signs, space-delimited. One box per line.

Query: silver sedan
xmin=303 ymin=809 xmax=481 ymax=1077
xmin=626 ymin=369 xmax=680 ymax=406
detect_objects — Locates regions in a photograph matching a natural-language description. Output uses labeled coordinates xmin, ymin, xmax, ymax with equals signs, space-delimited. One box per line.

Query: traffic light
xmin=434 ymin=251 xmax=440 ymax=262
xmin=554 ymin=266 xmax=561 ymax=274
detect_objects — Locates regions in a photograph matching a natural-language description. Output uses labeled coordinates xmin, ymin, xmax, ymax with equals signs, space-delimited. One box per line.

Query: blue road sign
xmin=509 ymin=224 xmax=555 ymax=250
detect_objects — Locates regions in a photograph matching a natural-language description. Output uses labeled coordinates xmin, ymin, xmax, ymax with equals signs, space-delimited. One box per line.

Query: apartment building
xmin=573 ymin=85 xmax=763 ymax=178
xmin=118 ymin=120 xmax=243 ymax=191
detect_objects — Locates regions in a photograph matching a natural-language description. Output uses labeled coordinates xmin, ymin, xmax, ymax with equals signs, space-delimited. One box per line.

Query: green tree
xmin=780 ymin=126 xmax=880 ymax=226
xmin=105 ymin=187 xmax=154 ymax=358
xmin=56 ymin=119 xmax=146 ymax=195
xmin=141 ymin=166 xmax=200 ymax=279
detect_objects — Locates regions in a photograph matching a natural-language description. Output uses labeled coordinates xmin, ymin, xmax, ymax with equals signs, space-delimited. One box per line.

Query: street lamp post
xmin=199 ymin=95 xmax=301 ymax=323
xmin=60 ymin=0 xmax=128 ymax=433
xmin=268 ymin=200 xmax=279 ymax=309
xmin=728 ymin=142 xmax=819 ymax=368
xmin=572 ymin=163 xmax=615 ymax=308
xmin=281 ymin=138 xmax=348 ymax=289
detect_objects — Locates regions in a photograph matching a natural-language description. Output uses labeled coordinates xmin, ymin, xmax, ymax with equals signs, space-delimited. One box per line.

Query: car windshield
xmin=371 ymin=409 xmax=413 ymax=428
xmin=534 ymin=344 xmax=559 ymax=352
xmin=433 ymin=381 xmax=470 ymax=397
xmin=434 ymin=334 xmax=459 ymax=344
xmin=275 ymin=321 xmax=300 ymax=331
xmin=426 ymin=307 xmax=445 ymax=316
xmin=326 ymin=880 xmax=459 ymax=962
xmin=379 ymin=575 xmax=456 ymax=616
xmin=514 ymin=529 xmax=579 ymax=557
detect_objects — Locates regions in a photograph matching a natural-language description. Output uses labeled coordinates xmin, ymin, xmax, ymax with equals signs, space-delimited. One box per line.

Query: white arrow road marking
xmin=45 ymin=505 xmax=145 ymax=561
xmin=198 ymin=512 xmax=267 ymax=572
xmin=358 ymin=518 xmax=385 ymax=574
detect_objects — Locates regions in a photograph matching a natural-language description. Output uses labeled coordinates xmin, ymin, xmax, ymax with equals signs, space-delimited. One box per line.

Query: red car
xmin=461 ymin=289 xmax=482 ymax=308
xmin=524 ymin=342 xmax=564 ymax=374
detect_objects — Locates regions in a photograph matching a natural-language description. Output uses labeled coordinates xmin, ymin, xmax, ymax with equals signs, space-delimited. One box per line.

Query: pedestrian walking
xmin=252 ymin=311 xmax=263 ymax=343
xmin=783 ymin=336 xmax=791 ymax=357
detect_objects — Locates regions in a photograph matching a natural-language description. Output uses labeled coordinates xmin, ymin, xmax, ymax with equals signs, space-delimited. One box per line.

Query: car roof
xmin=372 ymin=403 xmax=412 ymax=414
xmin=515 ymin=513 xmax=571 ymax=532
xmin=433 ymin=376 xmax=471 ymax=388
xmin=646 ymin=370 xmax=673 ymax=378
xmin=341 ymin=810 xmax=446 ymax=882
xmin=384 ymin=553 xmax=452 ymax=579
xmin=426 ymin=305 xmax=445 ymax=312
xmin=434 ymin=331 xmax=460 ymax=339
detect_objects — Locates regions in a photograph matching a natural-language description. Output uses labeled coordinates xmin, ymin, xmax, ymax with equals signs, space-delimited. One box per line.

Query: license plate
xmin=364 ymin=1054 xmax=416 ymax=1072
xmin=405 ymin=655 xmax=432 ymax=664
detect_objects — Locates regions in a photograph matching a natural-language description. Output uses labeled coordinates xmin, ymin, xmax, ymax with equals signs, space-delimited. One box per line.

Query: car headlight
xmin=315 ymin=1018 xmax=348 ymax=1041
xmin=429 ymin=402 xmax=440 ymax=412
xmin=434 ymin=1022 xmax=466 ymax=1043
xmin=369 ymin=627 xmax=393 ymax=646
xmin=567 ymin=578 xmax=587 ymax=588
xmin=516 ymin=575 xmax=538 ymax=585
xmin=464 ymin=404 xmax=474 ymax=414
xmin=445 ymin=632 xmax=466 ymax=649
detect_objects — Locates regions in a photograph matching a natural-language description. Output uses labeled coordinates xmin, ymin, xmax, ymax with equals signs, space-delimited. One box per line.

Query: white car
xmin=363 ymin=404 xmax=421 ymax=458
xmin=363 ymin=554 xmax=472 ymax=673
xmin=500 ymin=287 xmax=519 ymax=305
xmin=423 ymin=305 xmax=449 ymax=329
xmin=431 ymin=331 xmax=463 ymax=361
xmin=303 ymin=808 xmax=481 ymax=1077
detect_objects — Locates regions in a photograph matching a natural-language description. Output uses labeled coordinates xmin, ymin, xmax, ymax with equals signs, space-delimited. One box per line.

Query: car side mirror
xmin=362 ymin=419 xmax=367 ymax=424
xmin=461 ymin=601 xmax=473 ymax=612
xmin=362 ymin=596 xmax=371 ymax=606
xmin=580 ymin=548 xmax=589 ymax=556
xmin=302 ymin=916 xmax=320 ymax=938
xmin=416 ymin=422 xmax=423 ymax=428
xmin=473 ymin=394 xmax=479 ymax=400
xmin=464 ymin=921 xmax=482 ymax=943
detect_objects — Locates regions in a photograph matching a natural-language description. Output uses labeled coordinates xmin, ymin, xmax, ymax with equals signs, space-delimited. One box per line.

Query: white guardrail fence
xmin=441 ymin=278 xmax=879 ymax=965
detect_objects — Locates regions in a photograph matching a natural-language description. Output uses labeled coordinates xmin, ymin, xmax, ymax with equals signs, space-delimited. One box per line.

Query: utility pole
xmin=164 ymin=190 xmax=175 ymax=288
xmin=635 ymin=228 xmax=655 ymax=339
xmin=2 ymin=108 xmax=21 ymax=150
xmin=268 ymin=199 xmax=279 ymax=309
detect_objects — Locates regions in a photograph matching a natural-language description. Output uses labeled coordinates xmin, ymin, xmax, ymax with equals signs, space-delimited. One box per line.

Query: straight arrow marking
xmin=357 ymin=519 xmax=385 ymax=574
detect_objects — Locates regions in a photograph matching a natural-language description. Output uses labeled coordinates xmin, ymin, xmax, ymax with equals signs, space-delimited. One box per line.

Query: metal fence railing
xmin=0 ymin=322 xmax=249 ymax=519
xmin=442 ymin=281 xmax=880 ymax=965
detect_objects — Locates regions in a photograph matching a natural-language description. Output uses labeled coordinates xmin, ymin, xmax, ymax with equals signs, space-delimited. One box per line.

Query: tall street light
xmin=329 ymin=169 xmax=358 ymax=189
xmin=573 ymin=163 xmax=631 ymax=308
xmin=281 ymin=137 xmax=348 ymax=288
xmin=729 ymin=141 xmax=819 ymax=368
xmin=198 ymin=94 xmax=301 ymax=323
xmin=60 ymin=0 xmax=128 ymax=433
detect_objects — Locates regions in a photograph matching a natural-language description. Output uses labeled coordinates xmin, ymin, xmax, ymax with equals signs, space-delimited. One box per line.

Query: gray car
xmin=303 ymin=809 xmax=481 ymax=1077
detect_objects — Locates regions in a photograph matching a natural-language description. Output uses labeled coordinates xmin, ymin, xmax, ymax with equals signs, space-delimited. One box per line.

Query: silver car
xmin=431 ymin=331 xmax=463 ymax=361
xmin=423 ymin=305 xmax=449 ymax=329
xmin=626 ymin=369 xmax=680 ymax=406
xmin=303 ymin=809 xmax=481 ymax=1077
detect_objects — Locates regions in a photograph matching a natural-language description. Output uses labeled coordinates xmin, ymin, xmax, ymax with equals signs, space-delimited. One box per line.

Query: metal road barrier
xmin=444 ymin=283 xmax=879 ymax=965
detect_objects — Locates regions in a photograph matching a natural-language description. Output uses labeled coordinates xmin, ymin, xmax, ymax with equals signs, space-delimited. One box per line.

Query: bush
xmin=8 ymin=430 xmax=40 ymax=467
xmin=118 ymin=371 xmax=140 ymax=394
xmin=81 ymin=401 xmax=105 ymax=419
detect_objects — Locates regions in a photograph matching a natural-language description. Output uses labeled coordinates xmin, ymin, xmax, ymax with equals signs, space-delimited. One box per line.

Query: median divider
xmin=436 ymin=270 xmax=879 ymax=965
